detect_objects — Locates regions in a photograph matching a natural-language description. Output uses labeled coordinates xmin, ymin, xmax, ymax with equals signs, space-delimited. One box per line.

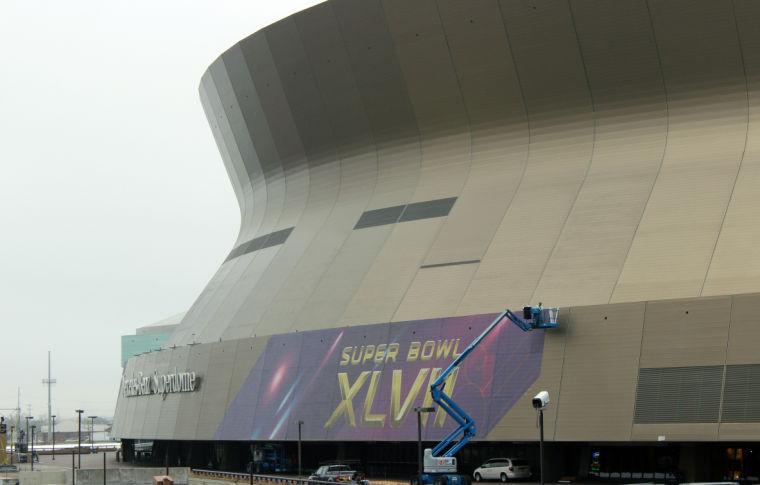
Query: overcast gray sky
xmin=0 ymin=0 xmax=321 ymax=419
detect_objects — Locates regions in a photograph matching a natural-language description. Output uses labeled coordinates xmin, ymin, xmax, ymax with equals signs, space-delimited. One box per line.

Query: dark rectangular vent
xmin=225 ymin=227 xmax=294 ymax=262
xmin=399 ymin=197 xmax=457 ymax=222
xmin=721 ymin=364 xmax=760 ymax=422
xmin=633 ymin=366 xmax=722 ymax=423
xmin=420 ymin=259 xmax=480 ymax=269
xmin=353 ymin=205 xmax=405 ymax=229
xmin=354 ymin=197 xmax=457 ymax=230
xmin=263 ymin=227 xmax=293 ymax=247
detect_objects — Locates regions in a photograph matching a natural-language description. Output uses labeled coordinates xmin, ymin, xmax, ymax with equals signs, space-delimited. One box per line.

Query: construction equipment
xmin=417 ymin=305 xmax=559 ymax=485
xmin=0 ymin=417 xmax=8 ymax=468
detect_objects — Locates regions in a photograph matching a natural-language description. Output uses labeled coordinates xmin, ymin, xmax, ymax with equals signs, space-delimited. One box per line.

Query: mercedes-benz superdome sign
xmin=122 ymin=369 xmax=199 ymax=397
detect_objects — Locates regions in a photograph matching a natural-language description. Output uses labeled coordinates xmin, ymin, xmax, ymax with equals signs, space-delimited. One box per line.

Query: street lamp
xmin=531 ymin=391 xmax=550 ymax=485
xmin=413 ymin=407 xmax=435 ymax=485
xmin=30 ymin=425 xmax=36 ymax=471
xmin=87 ymin=416 xmax=98 ymax=452
xmin=51 ymin=415 xmax=57 ymax=460
xmin=10 ymin=425 xmax=15 ymax=465
xmin=297 ymin=420 xmax=304 ymax=478
xmin=75 ymin=410 xmax=84 ymax=469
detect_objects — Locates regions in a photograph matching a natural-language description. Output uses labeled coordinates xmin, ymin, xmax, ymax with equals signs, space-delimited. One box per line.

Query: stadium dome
xmin=114 ymin=1 xmax=760 ymax=480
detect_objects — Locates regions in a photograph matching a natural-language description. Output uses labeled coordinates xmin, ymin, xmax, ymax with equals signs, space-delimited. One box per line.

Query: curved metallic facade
xmin=114 ymin=0 xmax=760 ymax=445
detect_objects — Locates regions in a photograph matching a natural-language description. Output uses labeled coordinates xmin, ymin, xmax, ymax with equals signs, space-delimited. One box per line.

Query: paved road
xmin=4 ymin=450 xmax=137 ymax=474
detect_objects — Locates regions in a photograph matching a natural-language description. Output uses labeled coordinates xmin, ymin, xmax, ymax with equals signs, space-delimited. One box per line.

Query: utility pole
xmin=17 ymin=388 xmax=21 ymax=432
xmin=2 ymin=396 xmax=22 ymax=434
xmin=42 ymin=351 xmax=57 ymax=444
xmin=30 ymin=426 xmax=36 ymax=471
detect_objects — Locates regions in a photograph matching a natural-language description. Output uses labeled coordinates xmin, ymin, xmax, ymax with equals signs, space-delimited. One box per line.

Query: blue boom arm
xmin=429 ymin=307 xmax=557 ymax=458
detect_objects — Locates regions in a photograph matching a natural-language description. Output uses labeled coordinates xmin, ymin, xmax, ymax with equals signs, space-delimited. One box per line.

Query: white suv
xmin=473 ymin=458 xmax=531 ymax=482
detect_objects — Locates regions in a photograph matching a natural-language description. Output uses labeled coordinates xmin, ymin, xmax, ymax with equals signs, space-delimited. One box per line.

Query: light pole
xmin=539 ymin=410 xmax=544 ymax=485
xmin=413 ymin=407 xmax=435 ymax=485
xmin=30 ymin=425 xmax=36 ymax=471
xmin=87 ymin=416 xmax=98 ymax=451
xmin=249 ymin=442 xmax=254 ymax=485
xmin=75 ymin=409 xmax=84 ymax=469
xmin=51 ymin=415 xmax=56 ymax=460
xmin=297 ymin=420 xmax=304 ymax=478
xmin=10 ymin=425 xmax=14 ymax=465
xmin=25 ymin=416 xmax=33 ymax=466
xmin=531 ymin=391 xmax=550 ymax=485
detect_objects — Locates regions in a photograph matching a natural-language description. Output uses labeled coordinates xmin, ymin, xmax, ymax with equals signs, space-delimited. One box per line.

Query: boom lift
xmin=417 ymin=305 xmax=559 ymax=485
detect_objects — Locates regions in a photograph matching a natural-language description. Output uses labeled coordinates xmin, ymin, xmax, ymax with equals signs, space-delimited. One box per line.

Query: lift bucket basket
xmin=546 ymin=307 xmax=559 ymax=325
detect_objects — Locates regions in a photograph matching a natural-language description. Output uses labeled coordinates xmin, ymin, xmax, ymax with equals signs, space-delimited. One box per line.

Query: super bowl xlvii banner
xmin=216 ymin=313 xmax=545 ymax=441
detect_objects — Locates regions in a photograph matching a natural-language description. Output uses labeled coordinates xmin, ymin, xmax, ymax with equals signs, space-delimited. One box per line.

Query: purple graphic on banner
xmin=215 ymin=313 xmax=544 ymax=441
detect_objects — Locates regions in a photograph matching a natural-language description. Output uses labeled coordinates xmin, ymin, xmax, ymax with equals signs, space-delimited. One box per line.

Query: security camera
xmin=532 ymin=390 xmax=549 ymax=409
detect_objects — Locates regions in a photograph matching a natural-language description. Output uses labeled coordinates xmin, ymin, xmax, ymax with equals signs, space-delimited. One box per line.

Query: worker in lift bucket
xmin=531 ymin=302 xmax=543 ymax=324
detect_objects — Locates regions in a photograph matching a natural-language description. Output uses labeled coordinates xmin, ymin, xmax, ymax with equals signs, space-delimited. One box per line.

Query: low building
xmin=120 ymin=314 xmax=183 ymax=368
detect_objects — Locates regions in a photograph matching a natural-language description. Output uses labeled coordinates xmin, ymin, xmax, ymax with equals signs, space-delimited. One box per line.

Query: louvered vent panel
xmin=721 ymin=364 xmax=760 ymax=422
xmin=634 ymin=366 xmax=722 ymax=423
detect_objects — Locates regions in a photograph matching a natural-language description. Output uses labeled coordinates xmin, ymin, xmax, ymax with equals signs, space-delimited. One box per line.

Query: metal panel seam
xmin=699 ymin=0 xmax=752 ymax=297
xmin=609 ymin=0 xmax=671 ymax=303
xmin=528 ymin=0 xmax=598 ymax=306
xmin=452 ymin=0 xmax=533 ymax=316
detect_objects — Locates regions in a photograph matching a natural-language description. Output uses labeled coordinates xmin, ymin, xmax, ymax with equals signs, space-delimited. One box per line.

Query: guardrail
xmin=191 ymin=469 xmax=340 ymax=485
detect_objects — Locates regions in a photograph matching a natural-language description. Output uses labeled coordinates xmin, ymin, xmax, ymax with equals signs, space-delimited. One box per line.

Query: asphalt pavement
xmin=3 ymin=449 xmax=137 ymax=475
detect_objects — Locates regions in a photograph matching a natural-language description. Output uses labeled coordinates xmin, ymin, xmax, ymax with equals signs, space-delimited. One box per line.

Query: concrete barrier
xmin=74 ymin=467 xmax=188 ymax=485
xmin=189 ymin=477 xmax=247 ymax=485
xmin=19 ymin=470 xmax=67 ymax=485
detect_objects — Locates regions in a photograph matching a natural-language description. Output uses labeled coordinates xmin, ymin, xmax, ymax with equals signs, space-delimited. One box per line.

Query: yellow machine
xmin=0 ymin=417 xmax=8 ymax=466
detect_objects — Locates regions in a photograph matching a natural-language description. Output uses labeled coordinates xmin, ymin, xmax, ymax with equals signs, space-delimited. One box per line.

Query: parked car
xmin=309 ymin=465 xmax=359 ymax=483
xmin=14 ymin=451 xmax=38 ymax=464
xmin=473 ymin=458 xmax=531 ymax=482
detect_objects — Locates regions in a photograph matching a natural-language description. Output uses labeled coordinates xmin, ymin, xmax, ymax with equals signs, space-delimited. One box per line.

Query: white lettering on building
xmin=122 ymin=369 xmax=199 ymax=397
